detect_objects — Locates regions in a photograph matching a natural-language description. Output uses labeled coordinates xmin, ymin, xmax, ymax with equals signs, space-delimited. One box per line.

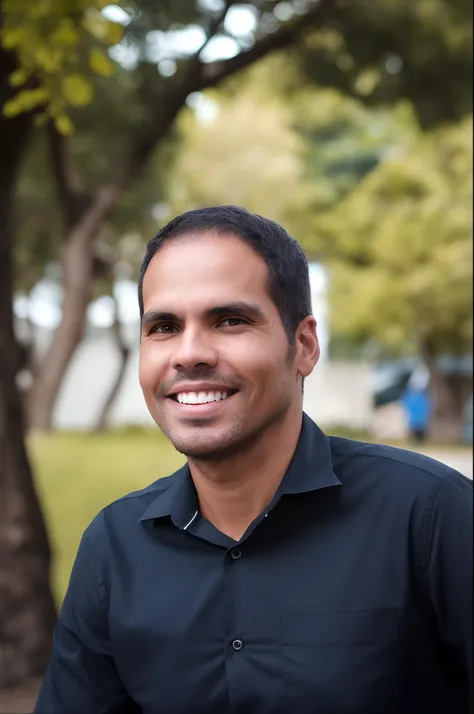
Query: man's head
xmin=138 ymin=206 xmax=319 ymax=460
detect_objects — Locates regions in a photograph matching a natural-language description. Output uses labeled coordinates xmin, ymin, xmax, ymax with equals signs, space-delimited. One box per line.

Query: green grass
xmin=29 ymin=429 xmax=185 ymax=605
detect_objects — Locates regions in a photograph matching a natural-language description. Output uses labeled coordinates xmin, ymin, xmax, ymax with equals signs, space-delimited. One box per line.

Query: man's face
xmin=139 ymin=232 xmax=318 ymax=459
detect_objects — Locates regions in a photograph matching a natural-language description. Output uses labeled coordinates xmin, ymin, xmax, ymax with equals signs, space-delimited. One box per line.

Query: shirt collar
xmin=279 ymin=412 xmax=342 ymax=495
xmin=139 ymin=464 xmax=195 ymax=526
xmin=139 ymin=412 xmax=341 ymax=527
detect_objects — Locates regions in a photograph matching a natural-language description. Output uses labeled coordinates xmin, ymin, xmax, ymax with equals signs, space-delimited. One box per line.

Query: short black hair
xmin=138 ymin=205 xmax=312 ymax=344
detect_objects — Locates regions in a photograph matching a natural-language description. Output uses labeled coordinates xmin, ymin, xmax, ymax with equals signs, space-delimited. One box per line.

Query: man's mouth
xmin=168 ymin=389 xmax=238 ymax=405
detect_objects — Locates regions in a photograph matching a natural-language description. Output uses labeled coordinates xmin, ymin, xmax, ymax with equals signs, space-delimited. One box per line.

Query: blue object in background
xmin=401 ymin=388 xmax=431 ymax=430
xmin=464 ymin=394 xmax=473 ymax=444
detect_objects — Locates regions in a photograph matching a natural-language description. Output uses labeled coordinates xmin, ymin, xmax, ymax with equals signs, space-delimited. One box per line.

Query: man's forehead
xmin=145 ymin=232 xmax=266 ymax=274
xmin=141 ymin=274 xmax=275 ymax=321
xmin=143 ymin=242 xmax=268 ymax=299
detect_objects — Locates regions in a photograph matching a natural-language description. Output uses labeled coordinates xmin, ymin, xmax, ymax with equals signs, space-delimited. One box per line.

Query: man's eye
xmin=221 ymin=317 xmax=246 ymax=327
xmin=151 ymin=324 xmax=176 ymax=334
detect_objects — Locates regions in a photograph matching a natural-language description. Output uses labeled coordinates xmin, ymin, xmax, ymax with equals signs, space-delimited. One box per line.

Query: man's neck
xmin=188 ymin=408 xmax=303 ymax=541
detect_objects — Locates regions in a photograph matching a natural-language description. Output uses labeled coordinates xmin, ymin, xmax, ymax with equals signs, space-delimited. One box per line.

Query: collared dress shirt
xmin=35 ymin=414 xmax=473 ymax=714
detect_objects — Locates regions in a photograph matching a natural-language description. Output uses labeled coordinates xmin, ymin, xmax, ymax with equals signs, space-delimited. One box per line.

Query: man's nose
xmin=170 ymin=328 xmax=218 ymax=371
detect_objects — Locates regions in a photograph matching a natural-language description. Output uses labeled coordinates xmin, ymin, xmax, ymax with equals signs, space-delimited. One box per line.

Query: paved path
xmin=416 ymin=448 xmax=472 ymax=479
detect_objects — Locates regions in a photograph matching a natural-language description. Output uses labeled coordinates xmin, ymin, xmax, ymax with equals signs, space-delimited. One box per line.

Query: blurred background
xmin=0 ymin=0 xmax=472 ymax=708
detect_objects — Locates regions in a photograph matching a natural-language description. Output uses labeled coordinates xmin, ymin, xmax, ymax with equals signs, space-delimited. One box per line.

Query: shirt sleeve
xmin=425 ymin=469 xmax=473 ymax=708
xmin=34 ymin=515 xmax=139 ymax=714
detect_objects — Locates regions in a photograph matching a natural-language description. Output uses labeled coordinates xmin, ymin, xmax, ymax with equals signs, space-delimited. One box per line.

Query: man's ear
xmin=295 ymin=316 xmax=320 ymax=379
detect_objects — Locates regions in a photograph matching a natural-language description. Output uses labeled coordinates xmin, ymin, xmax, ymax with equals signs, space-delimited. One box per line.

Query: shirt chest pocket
xmin=280 ymin=608 xmax=400 ymax=714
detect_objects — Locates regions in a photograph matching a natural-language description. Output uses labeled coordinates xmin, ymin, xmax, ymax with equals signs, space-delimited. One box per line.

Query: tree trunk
xmin=93 ymin=294 xmax=131 ymax=432
xmin=421 ymin=344 xmax=465 ymax=444
xmin=0 ymin=50 xmax=57 ymax=689
xmin=27 ymin=226 xmax=97 ymax=431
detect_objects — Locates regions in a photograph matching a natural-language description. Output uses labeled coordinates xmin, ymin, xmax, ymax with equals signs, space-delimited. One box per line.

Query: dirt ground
xmin=419 ymin=447 xmax=473 ymax=479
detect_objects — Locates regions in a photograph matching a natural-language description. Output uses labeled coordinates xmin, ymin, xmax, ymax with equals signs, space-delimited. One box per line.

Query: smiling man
xmin=35 ymin=206 xmax=472 ymax=714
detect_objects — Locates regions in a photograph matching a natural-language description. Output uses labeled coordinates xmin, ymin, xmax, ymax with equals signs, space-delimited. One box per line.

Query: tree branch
xmin=200 ymin=0 xmax=240 ymax=53
xmin=120 ymin=0 xmax=335 ymax=190
xmin=92 ymin=289 xmax=131 ymax=433
xmin=47 ymin=124 xmax=91 ymax=231
xmin=64 ymin=0 xmax=335 ymax=246
xmin=197 ymin=0 xmax=335 ymax=87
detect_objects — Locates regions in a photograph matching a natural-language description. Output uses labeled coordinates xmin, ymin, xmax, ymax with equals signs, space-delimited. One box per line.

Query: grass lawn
xmin=29 ymin=429 xmax=185 ymax=606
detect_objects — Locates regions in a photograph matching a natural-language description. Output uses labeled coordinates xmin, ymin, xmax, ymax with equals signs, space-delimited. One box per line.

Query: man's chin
xmin=168 ymin=428 xmax=244 ymax=461
xmin=173 ymin=438 xmax=232 ymax=461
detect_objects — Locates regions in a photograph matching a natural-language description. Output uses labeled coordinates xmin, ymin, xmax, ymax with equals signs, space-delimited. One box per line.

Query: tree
xmin=92 ymin=290 xmax=131 ymax=431
xmin=165 ymin=73 xmax=304 ymax=225
xmin=0 ymin=0 xmax=130 ymax=689
xmin=1 ymin=0 xmax=124 ymax=132
xmin=0 ymin=21 xmax=55 ymax=695
xmin=12 ymin=122 xmax=169 ymax=429
xmin=164 ymin=57 xmax=410 ymax=224
xmin=88 ymin=235 xmax=143 ymax=432
xmin=313 ymin=117 xmax=473 ymax=440
xmin=294 ymin=0 xmax=472 ymax=129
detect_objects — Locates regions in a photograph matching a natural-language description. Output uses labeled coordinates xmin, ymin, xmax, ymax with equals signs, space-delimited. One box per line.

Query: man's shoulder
xmin=109 ymin=470 xmax=181 ymax=509
xmin=328 ymin=435 xmax=471 ymax=494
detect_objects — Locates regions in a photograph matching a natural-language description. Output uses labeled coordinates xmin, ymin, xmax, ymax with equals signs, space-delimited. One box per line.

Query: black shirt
xmin=35 ymin=414 xmax=473 ymax=714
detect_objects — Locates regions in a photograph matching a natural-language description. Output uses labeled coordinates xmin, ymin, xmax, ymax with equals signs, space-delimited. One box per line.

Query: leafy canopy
xmin=316 ymin=117 xmax=473 ymax=355
xmin=1 ymin=0 xmax=124 ymax=133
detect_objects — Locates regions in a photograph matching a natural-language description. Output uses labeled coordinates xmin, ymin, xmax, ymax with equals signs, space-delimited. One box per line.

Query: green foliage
xmin=314 ymin=117 xmax=473 ymax=355
xmin=286 ymin=89 xmax=418 ymax=255
xmin=89 ymin=46 xmax=114 ymax=76
xmin=166 ymin=61 xmax=416 ymax=257
xmin=61 ymin=73 xmax=94 ymax=106
xmin=165 ymin=79 xmax=304 ymax=228
xmin=1 ymin=0 xmax=125 ymax=133
xmin=296 ymin=0 xmax=473 ymax=128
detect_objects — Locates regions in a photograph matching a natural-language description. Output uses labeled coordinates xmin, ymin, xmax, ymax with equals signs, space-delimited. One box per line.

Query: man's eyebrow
xmin=141 ymin=302 xmax=266 ymax=328
xmin=141 ymin=309 xmax=178 ymax=328
xmin=206 ymin=302 xmax=265 ymax=320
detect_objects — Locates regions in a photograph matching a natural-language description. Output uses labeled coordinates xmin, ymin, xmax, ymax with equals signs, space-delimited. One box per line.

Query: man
xmin=401 ymin=383 xmax=431 ymax=443
xmin=35 ymin=206 xmax=472 ymax=714
xmin=401 ymin=367 xmax=431 ymax=443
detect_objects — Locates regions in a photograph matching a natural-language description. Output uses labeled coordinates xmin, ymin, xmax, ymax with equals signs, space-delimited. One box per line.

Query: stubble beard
xmin=158 ymin=343 xmax=298 ymax=461
xmin=164 ymin=387 xmax=294 ymax=463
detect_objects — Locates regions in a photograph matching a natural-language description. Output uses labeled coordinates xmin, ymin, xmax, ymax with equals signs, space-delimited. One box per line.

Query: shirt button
xmin=232 ymin=638 xmax=244 ymax=651
xmin=230 ymin=548 xmax=242 ymax=560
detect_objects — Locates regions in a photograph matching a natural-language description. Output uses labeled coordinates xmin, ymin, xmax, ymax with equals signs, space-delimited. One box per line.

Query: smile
xmin=168 ymin=389 xmax=238 ymax=406
xmin=175 ymin=390 xmax=229 ymax=404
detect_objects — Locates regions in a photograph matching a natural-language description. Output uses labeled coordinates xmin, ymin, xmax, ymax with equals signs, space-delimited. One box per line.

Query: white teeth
xmin=176 ymin=390 xmax=229 ymax=405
